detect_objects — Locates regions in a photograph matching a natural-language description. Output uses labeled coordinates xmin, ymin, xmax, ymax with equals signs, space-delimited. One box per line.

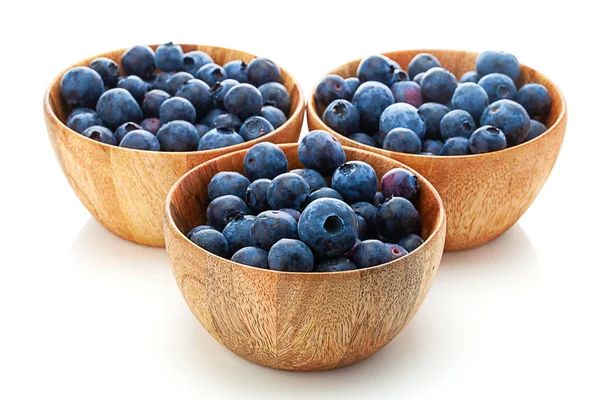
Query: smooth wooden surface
xmin=44 ymin=44 xmax=305 ymax=247
xmin=307 ymin=49 xmax=567 ymax=251
xmin=164 ymin=144 xmax=446 ymax=371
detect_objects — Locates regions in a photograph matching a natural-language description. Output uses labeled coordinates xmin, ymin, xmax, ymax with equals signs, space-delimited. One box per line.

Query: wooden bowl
xmin=44 ymin=44 xmax=305 ymax=247
xmin=164 ymin=144 xmax=446 ymax=371
xmin=307 ymin=49 xmax=567 ymax=251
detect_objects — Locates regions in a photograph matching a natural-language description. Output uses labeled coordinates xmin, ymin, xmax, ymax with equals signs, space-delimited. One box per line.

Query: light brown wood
xmin=44 ymin=44 xmax=306 ymax=247
xmin=307 ymin=49 xmax=567 ymax=251
xmin=164 ymin=144 xmax=446 ymax=371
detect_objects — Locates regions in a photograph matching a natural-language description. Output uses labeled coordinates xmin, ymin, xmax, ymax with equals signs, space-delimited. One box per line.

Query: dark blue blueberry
xmin=267 ymin=173 xmax=310 ymax=210
xmin=244 ymin=142 xmax=288 ymax=181
xmin=469 ymin=125 xmax=507 ymax=154
xmin=332 ymin=161 xmax=378 ymax=203
xmin=413 ymin=72 xmax=425 ymax=85
xmin=388 ymin=60 xmax=409 ymax=84
xmin=224 ymin=83 xmax=263 ymax=120
xmin=195 ymin=124 xmax=211 ymax=139
xmin=159 ymin=97 xmax=196 ymax=124
xmin=114 ymin=122 xmax=142 ymax=144
xmin=96 ymin=88 xmax=143 ymax=128
xmin=195 ymin=63 xmax=227 ymax=87
xmin=156 ymin=120 xmax=200 ymax=151
xmin=440 ymin=109 xmax=476 ymax=140
xmin=322 ymin=99 xmax=360 ymax=136
xmin=298 ymin=130 xmax=346 ymax=176
xmin=181 ymin=50 xmax=214 ymax=74
xmin=307 ymin=188 xmax=344 ymax=204
xmin=208 ymin=171 xmax=251 ymax=201
xmin=376 ymin=197 xmax=421 ymax=240
xmin=290 ymin=168 xmax=327 ymax=192
xmin=60 ymin=67 xmax=105 ymax=108
xmin=152 ymin=72 xmax=175 ymax=92
xmin=198 ymin=127 xmax=244 ymax=150
xmin=239 ymin=116 xmax=274 ymax=141
xmin=175 ymin=79 xmax=213 ymax=118
xmin=480 ymin=99 xmax=530 ymax=146
xmin=90 ymin=57 xmax=120 ymax=88
xmin=119 ymin=129 xmax=160 ymax=151
xmin=460 ymin=71 xmax=481 ymax=84
xmin=268 ymin=239 xmax=314 ymax=272
xmin=351 ymin=201 xmax=377 ymax=232
xmin=372 ymin=131 xmax=387 ymax=148
xmin=380 ymin=168 xmax=419 ymax=201
xmin=140 ymin=118 xmax=162 ymax=135
xmin=222 ymin=214 xmax=256 ymax=253
xmin=476 ymin=50 xmax=520 ymax=82
xmin=154 ymin=42 xmax=183 ymax=72
xmin=298 ymin=198 xmax=358 ymax=258
xmin=397 ymin=233 xmax=424 ymax=253
xmin=188 ymin=229 xmax=229 ymax=258
xmin=117 ymin=75 xmax=151 ymax=103
xmin=245 ymin=179 xmax=271 ymax=213
xmin=82 ymin=125 xmax=116 ymax=145
xmin=390 ymin=81 xmax=423 ymax=108
xmin=280 ymin=208 xmax=301 ymax=222
xmin=260 ymin=106 xmax=287 ymax=129
xmin=211 ymin=79 xmax=239 ymax=109
xmin=440 ymin=137 xmax=470 ymax=156
xmin=420 ymin=67 xmax=457 ymax=103
xmin=315 ymin=74 xmax=351 ymax=110
xmin=379 ymin=103 xmax=426 ymax=139
xmin=213 ymin=113 xmax=242 ymax=131
xmin=251 ymin=210 xmax=297 ymax=250
xmin=200 ymin=108 xmax=227 ymax=127
xmin=352 ymin=82 xmax=394 ymax=132
xmin=356 ymin=215 xmax=369 ymax=240
xmin=373 ymin=191 xmax=385 ymax=207
xmin=206 ymin=195 xmax=249 ymax=231
xmin=525 ymin=120 xmax=547 ymax=142
xmin=452 ymin=82 xmax=489 ymax=121
xmin=165 ymin=72 xmax=194 ymax=95
xmin=187 ymin=225 xmax=217 ymax=240
xmin=349 ymin=132 xmax=376 ymax=147
xmin=383 ymin=128 xmax=422 ymax=153
xmin=357 ymin=55 xmax=397 ymax=85
xmin=68 ymin=107 xmax=97 ymax=120
xmin=246 ymin=57 xmax=282 ymax=86
xmin=418 ymin=102 xmax=450 ymax=140
xmin=258 ymin=82 xmax=290 ymax=115
xmin=408 ymin=53 xmax=442 ymax=80
xmin=422 ymin=139 xmax=444 ymax=155
xmin=231 ymin=247 xmax=268 ymax=269
xmin=142 ymin=89 xmax=171 ymax=118
xmin=316 ymin=257 xmax=357 ymax=272
xmin=351 ymin=240 xmax=393 ymax=269
xmin=121 ymin=45 xmax=155 ymax=78
xmin=478 ymin=73 xmax=517 ymax=102
xmin=385 ymin=243 xmax=408 ymax=260
xmin=516 ymin=83 xmax=552 ymax=119
xmin=223 ymin=60 xmax=249 ymax=83
xmin=66 ymin=112 xmax=104 ymax=134
xmin=345 ymin=77 xmax=360 ymax=97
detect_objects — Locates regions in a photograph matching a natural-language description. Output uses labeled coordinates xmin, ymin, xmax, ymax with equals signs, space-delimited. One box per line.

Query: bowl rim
xmin=43 ymin=43 xmax=306 ymax=156
xmin=306 ymin=48 xmax=567 ymax=160
xmin=164 ymin=143 xmax=447 ymax=276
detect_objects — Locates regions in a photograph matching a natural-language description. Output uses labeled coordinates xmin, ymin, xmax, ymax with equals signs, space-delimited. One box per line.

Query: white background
xmin=1 ymin=1 xmax=599 ymax=398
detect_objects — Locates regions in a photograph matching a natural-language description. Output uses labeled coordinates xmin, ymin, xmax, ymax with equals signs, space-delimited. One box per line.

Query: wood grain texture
xmin=164 ymin=144 xmax=446 ymax=371
xmin=44 ymin=44 xmax=305 ymax=247
xmin=306 ymin=49 xmax=567 ymax=251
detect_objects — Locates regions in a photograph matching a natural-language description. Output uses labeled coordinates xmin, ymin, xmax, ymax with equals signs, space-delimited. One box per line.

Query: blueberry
xmin=82 ymin=126 xmax=116 ymax=145
xmin=152 ymin=72 xmax=175 ymax=92
xmin=211 ymin=79 xmax=239 ymax=109
xmin=525 ymin=120 xmax=547 ymax=142
xmin=165 ymin=72 xmax=194 ymax=95
xmin=267 ymin=173 xmax=310 ymax=210
xmin=231 ymin=247 xmax=269 ymax=269
xmin=140 ymin=118 xmax=162 ymax=135
xmin=196 ymin=63 xmax=227 ymax=87
xmin=383 ymin=128 xmax=422 ymax=153
xmin=114 ymin=122 xmax=142 ymax=144
xmin=316 ymin=258 xmax=357 ymax=272
xmin=198 ymin=127 xmax=244 ymax=150
xmin=280 ymin=208 xmax=301 ymax=222
xmin=268 ymin=239 xmax=314 ymax=272
xmin=298 ymin=198 xmax=358 ymax=258
xmin=440 ymin=109 xmax=476 ymax=140
xmin=372 ymin=131 xmax=387 ymax=148
xmin=117 ymin=75 xmax=151 ymax=103
xmin=460 ymin=71 xmax=481 ymax=84
xmin=158 ymin=97 xmax=196 ymax=124
xmin=440 ymin=137 xmax=470 ymax=156
xmin=142 ymin=89 xmax=171 ymax=118
xmin=380 ymin=168 xmax=419 ymax=201
xmin=397 ymin=233 xmax=424 ymax=253
xmin=181 ymin=50 xmax=214 ymax=74
xmin=451 ymin=82 xmax=489 ymax=121
xmin=480 ymin=99 xmax=530 ymax=147
xmin=298 ymin=130 xmax=346 ymax=176
xmin=224 ymin=83 xmax=263 ymax=120
xmin=420 ymin=67 xmax=457 ymax=103
xmin=200 ymin=108 xmax=227 ymax=127
xmin=154 ymin=42 xmax=183 ymax=72
xmin=388 ymin=60 xmax=409 ymax=84
xmin=332 ymin=161 xmax=378 ymax=203
xmin=345 ymin=77 xmax=360 ymax=97
xmin=376 ymin=197 xmax=421 ymax=240
xmin=408 ymin=53 xmax=442 ymax=80
xmin=67 ymin=107 xmax=98 ymax=120
xmin=478 ymin=73 xmax=517 ymax=102
xmin=290 ymin=169 xmax=327 ymax=192
xmin=187 ymin=225 xmax=217 ymax=240
xmin=516 ymin=83 xmax=552 ymax=119
xmin=96 ymin=88 xmax=143 ymax=128
xmin=222 ymin=214 xmax=256 ymax=253
xmin=469 ymin=125 xmax=507 ymax=154
xmin=66 ymin=112 xmax=104 ymax=134
xmin=351 ymin=240 xmax=393 ymax=269
xmin=208 ymin=171 xmax=250 ymax=201
xmin=322 ymin=99 xmax=360 ymax=136
xmin=379 ymin=102 xmax=426 ymax=139
xmin=175 ymin=79 xmax=213 ymax=118
xmin=239 ymin=116 xmax=274 ymax=141
xmin=352 ymin=82 xmax=394 ymax=132
xmin=223 ymin=60 xmax=249 ymax=83
xmin=119 ymin=129 xmax=160 ymax=151
xmin=121 ymin=45 xmax=155 ymax=78
xmin=373 ymin=191 xmax=385 ymax=207
xmin=422 ymin=139 xmax=444 ymax=155
xmin=357 ymin=55 xmax=396 ymax=85
xmin=418 ymin=102 xmax=450 ymax=140
xmin=385 ymin=243 xmax=408 ymax=260
xmin=156 ymin=120 xmax=200 ymax=151
xmin=314 ymin=75 xmax=351 ymax=110
xmin=195 ymin=124 xmax=211 ymax=139
xmin=413 ymin=72 xmax=425 ymax=85
xmin=188 ymin=229 xmax=229 ymax=258
xmin=246 ymin=57 xmax=282 ymax=86
xmin=475 ymin=50 xmax=520 ymax=82
xmin=213 ymin=113 xmax=243 ymax=131
xmin=390 ymin=81 xmax=423 ymax=108
xmin=351 ymin=201 xmax=377 ymax=232
xmin=60 ymin=67 xmax=105 ymax=108
xmin=349 ymin=132 xmax=376 ymax=147
xmin=258 ymin=82 xmax=290 ymax=115
xmin=251 ymin=210 xmax=297 ymax=250
xmin=206 ymin=195 xmax=249 ymax=231
xmin=244 ymin=142 xmax=288 ymax=181
xmin=245 ymin=179 xmax=271 ymax=213
xmin=355 ymin=215 xmax=369 ymax=240
xmin=90 ymin=57 xmax=120 ymax=88
xmin=307 ymin=187 xmax=344 ymax=204
xmin=260 ymin=106 xmax=287 ymax=129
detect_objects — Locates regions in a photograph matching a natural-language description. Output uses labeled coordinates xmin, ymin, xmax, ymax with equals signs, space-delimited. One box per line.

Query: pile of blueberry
xmin=186 ymin=130 xmax=425 ymax=272
xmin=60 ymin=43 xmax=290 ymax=151
xmin=316 ymin=51 xmax=551 ymax=155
